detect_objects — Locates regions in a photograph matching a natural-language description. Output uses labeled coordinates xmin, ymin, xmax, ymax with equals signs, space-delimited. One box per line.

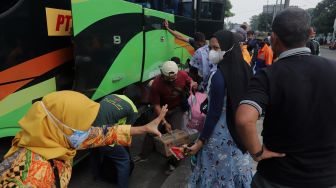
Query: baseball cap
xmin=256 ymin=33 xmax=268 ymax=40
xmin=161 ymin=61 xmax=178 ymax=76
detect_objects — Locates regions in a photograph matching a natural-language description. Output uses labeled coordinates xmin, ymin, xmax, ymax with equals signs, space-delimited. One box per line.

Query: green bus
xmin=0 ymin=0 xmax=226 ymax=159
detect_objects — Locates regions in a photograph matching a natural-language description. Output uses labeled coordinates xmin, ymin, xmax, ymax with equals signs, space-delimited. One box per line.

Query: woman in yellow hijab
xmin=0 ymin=91 xmax=167 ymax=188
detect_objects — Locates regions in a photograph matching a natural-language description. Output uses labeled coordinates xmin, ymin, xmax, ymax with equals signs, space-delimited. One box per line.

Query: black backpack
xmin=306 ymin=39 xmax=320 ymax=55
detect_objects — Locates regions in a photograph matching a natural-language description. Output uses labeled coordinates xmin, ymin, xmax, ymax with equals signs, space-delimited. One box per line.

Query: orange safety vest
xmin=241 ymin=44 xmax=252 ymax=66
xmin=257 ymin=44 xmax=273 ymax=66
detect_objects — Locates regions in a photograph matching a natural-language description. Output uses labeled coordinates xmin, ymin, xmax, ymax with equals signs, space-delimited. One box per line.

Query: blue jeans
xmin=91 ymin=146 xmax=131 ymax=188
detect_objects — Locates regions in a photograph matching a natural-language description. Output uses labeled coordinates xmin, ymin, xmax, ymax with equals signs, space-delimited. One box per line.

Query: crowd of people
xmin=1 ymin=7 xmax=336 ymax=188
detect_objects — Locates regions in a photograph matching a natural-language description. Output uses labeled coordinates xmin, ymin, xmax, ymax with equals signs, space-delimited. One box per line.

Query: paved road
xmin=69 ymin=48 xmax=336 ymax=188
xmin=320 ymin=47 xmax=336 ymax=60
xmin=69 ymin=110 xmax=263 ymax=187
xmin=69 ymin=134 xmax=170 ymax=188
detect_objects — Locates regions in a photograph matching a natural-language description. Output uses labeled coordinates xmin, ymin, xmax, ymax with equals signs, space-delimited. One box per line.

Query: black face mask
xmin=161 ymin=76 xmax=175 ymax=84
xmin=164 ymin=80 xmax=175 ymax=84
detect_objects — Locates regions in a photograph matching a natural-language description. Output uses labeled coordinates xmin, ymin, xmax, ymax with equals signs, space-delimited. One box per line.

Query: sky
xmin=228 ymin=0 xmax=322 ymax=24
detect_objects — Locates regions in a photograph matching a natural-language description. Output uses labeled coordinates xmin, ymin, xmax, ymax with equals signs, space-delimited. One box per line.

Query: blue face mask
xmin=40 ymin=101 xmax=90 ymax=149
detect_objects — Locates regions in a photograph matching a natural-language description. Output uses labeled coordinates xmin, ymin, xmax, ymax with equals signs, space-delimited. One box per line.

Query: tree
xmin=249 ymin=13 xmax=272 ymax=32
xmin=257 ymin=13 xmax=273 ymax=32
xmin=250 ymin=15 xmax=259 ymax=31
xmin=306 ymin=8 xmax=314 ymax=18
xmin=225 ymin=0 xmax=234 ymax=18
xmin=312 ymin=0 xmax=336 ymax=34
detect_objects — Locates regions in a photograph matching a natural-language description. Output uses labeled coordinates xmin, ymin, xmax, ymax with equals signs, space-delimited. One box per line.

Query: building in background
xmin=263 ymin=4 xmax=284 ymax=14
xmin=263 ymin=4 xmax=298 ymax=14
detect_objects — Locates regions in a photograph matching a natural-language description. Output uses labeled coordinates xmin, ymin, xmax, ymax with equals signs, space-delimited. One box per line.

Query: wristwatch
xmin=251 ymin=146 xmax=264 ymax=158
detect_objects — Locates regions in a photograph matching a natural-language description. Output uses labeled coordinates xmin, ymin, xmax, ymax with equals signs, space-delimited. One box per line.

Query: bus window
xmin=0 ymin=0 xmax=20 ymax=14
xmin=163 ymin=0 xmax=180 ymax=14
xmin=125 ymin=0 xmax=151 ymax=8
xmin=199 ymin=0 xmax=224 ymax=21
xmin=149 ymin=0 xmax=179 ymax=14
xmin=181 ymin=0 xmax=193 ymax=18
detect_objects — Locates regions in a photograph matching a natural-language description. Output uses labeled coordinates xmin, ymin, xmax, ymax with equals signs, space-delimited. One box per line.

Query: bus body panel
xmin=0 ymin=1 xmax=73 ymax=135
xmin=72 ymin=0 xmax=144 ymax=99
xmin=142 ymin=8 xmax=176 ymax=81
xmin=91 ymin=32 xmax=144 ymax=100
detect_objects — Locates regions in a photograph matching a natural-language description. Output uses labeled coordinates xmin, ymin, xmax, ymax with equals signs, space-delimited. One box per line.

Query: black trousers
xmin=252 ymin=172 xmax=336 ymax=188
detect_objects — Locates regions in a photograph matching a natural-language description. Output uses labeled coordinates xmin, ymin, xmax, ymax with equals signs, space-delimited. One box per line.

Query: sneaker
xmin=133 ymin=156 xmax=148 ymax=163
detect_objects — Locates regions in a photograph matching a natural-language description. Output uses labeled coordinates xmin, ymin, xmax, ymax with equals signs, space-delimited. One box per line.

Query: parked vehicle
xmin=0 ymin=0 xmax=226 ymax=160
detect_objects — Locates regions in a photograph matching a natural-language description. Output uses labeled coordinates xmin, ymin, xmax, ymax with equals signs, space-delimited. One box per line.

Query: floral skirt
xmin=188 ymin=112 xmax=253 ymax=188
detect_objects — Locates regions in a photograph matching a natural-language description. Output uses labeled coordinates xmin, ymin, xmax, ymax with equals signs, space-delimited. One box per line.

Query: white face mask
xmin=208 ymin=44 xmax=235 ymax=64
xmin=209 ymin=50 xmax=223 ymax=64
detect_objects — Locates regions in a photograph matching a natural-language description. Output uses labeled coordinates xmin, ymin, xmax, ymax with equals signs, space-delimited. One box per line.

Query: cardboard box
xmin=154 ymin=129 xmax=190 ymax=157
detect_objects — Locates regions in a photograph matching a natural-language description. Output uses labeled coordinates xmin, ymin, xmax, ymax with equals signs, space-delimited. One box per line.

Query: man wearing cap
xmin=253 ymin=33 xmax=273 ymax=74
xmin=147 ymin=61 xmax=196 ymax=174
xmin=150 ymin=61 xmax=197 ymax=133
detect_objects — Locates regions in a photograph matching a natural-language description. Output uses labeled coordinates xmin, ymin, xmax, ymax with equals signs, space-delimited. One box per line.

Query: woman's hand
xmin=144 ymin=105 xmax=168 ymax=137
xmin=191 ymin=81 xmax=198 ymax=90
xmin=187 ymin=140 xmax=203 ymax=155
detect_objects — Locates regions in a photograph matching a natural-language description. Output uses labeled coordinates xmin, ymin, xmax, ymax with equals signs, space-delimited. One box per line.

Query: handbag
xmin=186 ymin=87 xmax=207 ymax=132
